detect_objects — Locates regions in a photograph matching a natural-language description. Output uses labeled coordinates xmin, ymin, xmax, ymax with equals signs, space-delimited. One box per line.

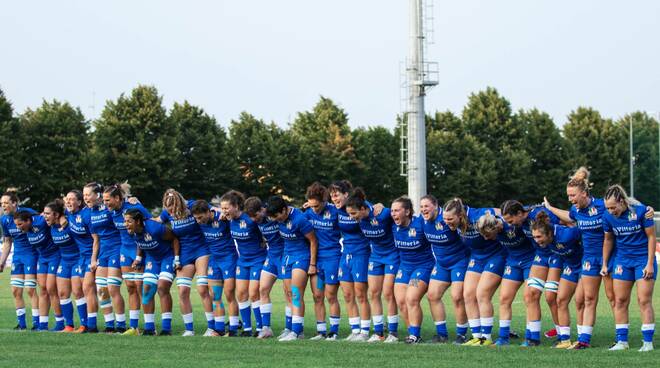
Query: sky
xmin=1 ymin=0 xmax=659 ymax=130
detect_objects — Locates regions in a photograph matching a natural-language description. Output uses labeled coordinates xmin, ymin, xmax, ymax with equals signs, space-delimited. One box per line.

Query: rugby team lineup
xmin=0 ymin=166 xmax=656 ymax=352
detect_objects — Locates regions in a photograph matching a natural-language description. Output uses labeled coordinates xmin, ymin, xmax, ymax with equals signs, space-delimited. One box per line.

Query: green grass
xmin=0 ymin=272 xmax=657 ymax=368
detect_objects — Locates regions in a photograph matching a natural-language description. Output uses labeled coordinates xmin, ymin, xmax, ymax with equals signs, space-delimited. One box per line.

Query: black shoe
xmin=115 ymin=327 xmax=127 ymax=333
xmin=31 ymin=325 xmax=39 ymax=331
xmin=104 ymin=327 xmax=116 ymax=333
xmin=13 ymin=324 xmax=27 ymax=331
xmin=253 ymin=330 xmax=260 ymax=337
xmin=83 ymin=327 xmax=99 ymax=334
xmin=240 ymin=330 xmax=253 ymax=337
xmin=227 ymin=330 xmax=238 ymax=337
xmin=522 ymin=338 xmax=541 ymax=347
xmin=238 ymin=320 xmax=243 ymax=330
xmin=431 ymin=334 xmax=448 ymax=344
xmin=453 ymin=334 xmax=467 ymax=345
xmin=509 ymin=330 xmax=520 ymax=339
xmin=143 ymin=330 xmax=156 ymax=336
xmin=214 ymin=329 xmax=226 ymax=337
xmin=405 ymin=335 xmax=422 ymax=344
xmin=159 ymin=330 xmax=172 ymax=336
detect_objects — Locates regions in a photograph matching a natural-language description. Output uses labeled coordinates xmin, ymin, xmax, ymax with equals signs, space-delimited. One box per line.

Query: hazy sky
xmin=2 ymin=0 xmax=659 ymax=130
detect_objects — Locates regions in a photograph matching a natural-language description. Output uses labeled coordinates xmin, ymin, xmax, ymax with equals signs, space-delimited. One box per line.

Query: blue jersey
xmin=1 ymin=207 xmax=38 ymax=257
xmin=65 ymin=207 xmax=94 ymax=257
xmin=423 ymin=210 xmax=468 ymax=265
xmin=547 ymin=225 xmax=582 ymax=268
xmin=358 ymin=207 xmax=398 ymax=262
xmin=337 ymin=205 xmax=370 ymax=256
xmin=569 ymin=197 xmax=607 ymax=257
xmin=27 ymin=216 xmax=59 ymax=258
xmin=602 ymin=204 xmax=654 ymax=259
xmin=230 ymin=212 xmax=266 ymax=264
xmin=51 ymin=224 xmax=79 ymax=262
xmin=198 ymin=211 xmax=236 ymax=258
xmin=522 ymin=205 xmax=560 ymax=256
xmin=159 ymin=200 xmax=206 ymax=252
xmin=111 ymin=201 xmax=152 ymax=249
xmin=305 ymin=204 xmax=341 ymax=261
xmin=278 ymin=207 xmax=314 ymax=257
xmin=498 ymin=220 xmax=535 ymax=262
xmin=132 ymin=220 xmax=173 ymax=260
xmin=89 ymin=205 xmax=122 ymax=252
xmin=392 ymin=216 xmax=434 ymax=268
xmin=459 ymin=206 xmax=504 ymax=260
xmin=257 ymin=217 xmax=285 ymax=258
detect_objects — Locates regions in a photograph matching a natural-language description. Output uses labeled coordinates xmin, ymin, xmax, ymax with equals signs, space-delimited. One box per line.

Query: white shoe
xmin=279 ymin=331 xmax=302 ymax=341
xmin=367 ymin=334 xmax=384 ymax=343
xmin=278 ymin=328 xmax=291 ymax=339
xmin=182 ymin=330 xmax=195 ymax=337
xmin=639 ymin=342 xmax=654 ymax=352
xmin=609 ymin=341 xmax=629 ymax=351
xmin=384 ymin=334 xmax=399 ymax=343
xmin=352 ymin=333 xmax=368 ymax=342
xmin=325 ymin=332 xmax=338 ymax=341
xmin=257 ymin=327 xmax=273 ymax=339
xmin=309 ymin=333 xmax=326 ymax=341
xmin=345 ymin=332 xmax=359 ymax=341
xmin=203 ymin=328 xmax=216 ymax=337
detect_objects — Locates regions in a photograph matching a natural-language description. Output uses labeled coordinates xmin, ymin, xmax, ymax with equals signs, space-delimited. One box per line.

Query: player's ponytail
xmin=531 ymin=211 xmax=552 ymax=237
xmin=443 ymin=197 xmax=468 ymax=232
xmin=604 ymin=184 xmax=635 ymax=212
xmin=45 ymin=198 xmax=66 ymax=217
xmin=477 ymin=212 xmax=500 ymax=238
xmin=567 ymin=166 xmax=592 ymax=193
xmin=346 ymin=187 xmax=368 ymax=211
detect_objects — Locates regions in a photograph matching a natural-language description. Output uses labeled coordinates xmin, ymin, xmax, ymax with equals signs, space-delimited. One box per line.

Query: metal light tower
xmin=400 ymin=0 xmax=438 ymax=210
xmin=629 ymin=116 xmax=635 ymax=198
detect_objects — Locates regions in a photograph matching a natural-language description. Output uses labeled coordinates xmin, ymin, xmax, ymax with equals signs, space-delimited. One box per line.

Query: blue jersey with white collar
xmin=131 ymin=219 xmax=173 ymax=260
xmin=65 ymin=207 xmax=94 ymax=257
xmin=569 ymin=197 xmax=607 ymax=257
xmin=459 ymin=206 xmax=504 ymax=260
xmin=1 ymin=207 xmax=38 ymax=257
xmin=392 ymin=216 xmax=434 ymax=269
xmin=159 ymin=199 xmax=206 ymax=252
xmin=423 ymin=210 xmax=468 ymax=265
xmin=198 ymin=211 xmax=236 ymax=258
xmin=230 ymin=212 xmax=266 ymax=264
xmin=602 ymin=204 xmax=654 ymax=259
xmin=305 ymin=204 xmax=341 ymax=261
xmin=358 ymin=207 xmax=398 ymax=263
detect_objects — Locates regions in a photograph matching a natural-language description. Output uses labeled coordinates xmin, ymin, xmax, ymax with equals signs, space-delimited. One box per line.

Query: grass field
xmin=0 ymin=272 xmax=657 ymax=368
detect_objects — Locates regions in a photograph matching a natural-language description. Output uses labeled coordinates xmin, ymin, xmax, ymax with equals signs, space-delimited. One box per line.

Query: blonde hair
xmin=567 ymin=166 xmax=592 ymax=193
xmin=604 ymin=184 xmax=637 ymax=212
xmin=477 ymin=212 xmax=500 ymax=237
xmin=442 ymin=198 xmax=468 ymax=232
xmin=162 ymin=188 xmax=189 ymax=219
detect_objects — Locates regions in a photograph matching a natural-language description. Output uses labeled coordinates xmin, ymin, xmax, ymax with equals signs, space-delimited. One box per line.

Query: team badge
xmin=239 ymin=220 xmax=247 ymax=229
xmin=57 ymin=266 xmax=63 ymax=274
xmin=355 ymin=273 xmax=360 ymax=278
xmin=76 ymin=215 xmax=82 ymax=223
xmin=145 ymin=233 xmax=152 ymax=242
xmin=468 ymin=259 xmax=475 ymax=268
xmin=435 ymin=221 xmax=443 ymax=230
xmin=330 ymin=275 xmax=335 ymax=280
xmin=32 ymin=227 xmax=39 ymax=233
xmin=408 ymin=228 xmax=416 ymax=237
xmin=507 ymin=230 xmax=516 ymax=239
xmin=370 ymin=218 xmax=379 ymax=226
xmin=556 ymin=243 xmax=564 ymax=250
xmin=236 ymin=267 xmax=241 ymax=275
xmin=431 ymin=268 xmax=437 ymax=276
xmin=534 ymin=255 xmax=542 ymax=262
xmin=396 ymin=270 xmax=402 ymax=278
xmin=264 ymin=258 xmax=269 ymax=266
xmin=615 ymin=265 xmax=623 ymax=275
xmin=563 ymin=267 xmax=572 ymax=276
xmin=389 ymin=265 xmax=394 ymax=270
xmin=338 ymin=268 xmax=343 ymax=277
xmin=212 ymin=221 xmax=219 ymax=228
xmin=368 ymin=262 xmax=374 ymax=271
xmin=504 ymin=266 xmax=512 ymax=275
xmin=120 ymin=255 xmax=125 ymax=262
xmin=456 ymin=272 xmax=461 ymax=278
xmin=323 ymin=211 xmax=331 ymax=219
xmin=286 ymin=221 xmax=292 ymax=230
xmin=588 ymin=207 xmax=598 ymax=216
xmin=208 ymin=267 xmax=213 ymax=275
xmin=628 ymin=211 xmax=637 ymax=221
xmin=583 ymin=261 xmax=591 ymax=271
xmin=146 ymin=262 xmax=152 ymax=270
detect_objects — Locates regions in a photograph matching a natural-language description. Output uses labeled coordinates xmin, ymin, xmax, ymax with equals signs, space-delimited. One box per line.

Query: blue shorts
xmin=431 ymin=257 xmax=468 ymax=283
xmin=56 ymin=258 xmax=79 ymax=279
xmin=282 ymin=254 xmax=310 ymax=280
xmin=339 ymin=253 xmax=369 ymax=283
xmin=144 ymin=255 xmax=174 ymax=280
xmin=580 ymin=255 xmax=611 ymax=277
xmin=612 ymin=256 xmax=658 ymax=282
xmin=208 ymin=254 xmax=237 ymax=281
xmin=262 ymin=253 xmax=284 ymax=278
xmin=37 ymin=255 xmax=61 ymax=275
xmin=76 ymin=255 xmax=93 ymax=277
xmin=467 ymin=253 xmax=506 ymax=276
xmin=560 ymin=263 xmax=581 ymax=283
xmin=315 ymin=257 xmax=340 ymax=289
xmin=98 ymin=247 xmax=121 ymax=269
xmin=395 ymin=263 xmax=434 ymax=285
xmin=236 ymin=260 xmax=263 ymax=281
xmin=180 ymin=245 xmax=210 ymax=267
xmin=503 ymin=259 xmax=532 ymax=282
xmin=368 ymin=257 xmax=400 ymax=277
xmin=532 ymin=252 xmax=564 ymax=270
xmin=120 ymin=253 xmax=138 ymax=268
xmin=10 ymin=253 xmax=38 ymax=276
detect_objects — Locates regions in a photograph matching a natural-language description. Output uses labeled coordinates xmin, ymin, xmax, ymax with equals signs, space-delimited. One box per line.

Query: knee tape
xmin=544 ymin=281 xmax=559 ymax=293
xmin=196 ymin=276 xmax=208 ymax=286
xmin=292 ymin=285 xmax=301 ymax=308
xmin=176 ymin=277 xmax=192 ymax=288
xmin=95 ymin=277 xmax=108 ymax=288
xmin=142 ymin=273 xmax=158 ymax=285
xmin=526 ymin=277 xmax=545 ymax=292
xmin=107 ymin=276 xmax=123 ymax=287
xmin=212 ymin=285 xmax=224 ymax=303
xmin=122 ymin=272 xmax=135 ymax=281
xmin=10 ymin=278 xmax=25 ymax=288
xmin=24 ymin=279 xmax=37 ymax=289
xmin=159 ymin=272 xmax=174 ymax=283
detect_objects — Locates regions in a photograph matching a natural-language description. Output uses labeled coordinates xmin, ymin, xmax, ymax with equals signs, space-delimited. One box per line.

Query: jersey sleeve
xmin=159 ymin=210 xmax=170 ymax=223
xmin=601 ymin=214 xmax=612 ymax=233
xmin=295 ymin=212 xmax=314 ymax=235
xmin=568 ymin=207 xmax=577 ymax=222
xmin=1 ymin=218 xmax=10 ymax=239
xmin=147 ymin=220 xmax=167 ymax=241
xmin=640 ymin=206 xmax=654 ymax=228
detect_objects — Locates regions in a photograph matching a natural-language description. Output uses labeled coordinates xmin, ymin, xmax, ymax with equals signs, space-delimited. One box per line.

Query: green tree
xmin=0 ymin=88 xmax=24 ymax=195
xmin=563 ymin=107 xmax=628 ymax=197
xmin=617 ymin=112 xmax=659 ymax=208
xmin=17 ymin=100 xmax=90 ymax=207
xmin=352 ymin=126 xmax=405 ymax=205
xmin=171 ymin=101 xmax=235 ymax=201
xmin=91 ymin=85 xmax=182 ymax=207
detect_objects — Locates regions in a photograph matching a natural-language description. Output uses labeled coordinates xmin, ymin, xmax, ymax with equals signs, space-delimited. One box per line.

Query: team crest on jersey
xmin=145 ymin=233 xmax=152 ymax=242
xmin=615 ymin=265 xmax=623 ymax=275
xmin=239 ymin=220 xmax=247 ymax=229
xmin=212 ymin=221 xmax=219 ymax=228
xmin=563 ymin=267 xmax=572 ymax=276
xmin=435 ymin=221 xmax=443 ymax=230
xmin=583 ymin=261 xmax=591 ymax=271
xmin=534 ymin=255 xmax=541 ymax=262
xmin=76 ymin=215 xmax=82 ymax=223
xmin=146 ymin=262 xmax=152 ymax=270
xmin=628 ymin=211 xmax=637 ymax=221
xmin=408 ymin=228 xmax=416 ymax=237
xmin=286 ymin=221 xmax=292 ymax=230
xmin=264 ymin=258 xmax=269 ymax=266
xmin=396 ymin=270 xmax=402 ymax=278
xmin=468 ymin=259 xmax=475 ymax=268
xmin=120 ymin=255 xmax=125 ymax=262
xmin=99 ymin=205 xmax=106 ymax=211
xmin=323 ymin=211 xmax=331 ymax=219
xmin=370 ymin=218 xmax=379 ymax=226
xmin=506 ymin=230 xmax=516 ymax=239
xmin=338 ymin=268 xmax=343 ymax=277
xmin=504 ymin=266 xmax=512 ymax=275
xmin=32 ymin=227 xmax=39 ymax=233
xmin=368 ymin=262 xmax=374 ymax=271
xmin=207 ymin=267 xmax=213 ymax=275
xmin=588 ymin=207 xmax=598 ymax=216
xmin=57 ymin=266 xmax=63 ymax=274
xmin=431 ymin=268 xmax=437 ymax=276
xmin=556 ymin=243 xmax=564 ymax=250
xmin=236 ymin=266 xmax=241 ymax=275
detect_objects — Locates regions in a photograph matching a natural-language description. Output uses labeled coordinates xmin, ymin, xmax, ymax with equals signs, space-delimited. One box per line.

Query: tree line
xmin=0 ymin=85 xmax=657 ymax=210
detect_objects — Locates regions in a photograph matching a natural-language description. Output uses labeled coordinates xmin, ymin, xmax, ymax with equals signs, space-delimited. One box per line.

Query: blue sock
xmin=408 ymin=325 xmax=421 ymax=338
xmin=145 ymin=322 xmax=155 ymax=331
xmin=116 ymin=319 xmax=126 ymax=329
xmin=162 ymin=315 xmax=172 ymax=332
xmin=40 ymin=321 xmax=49 ymax=330
xmin=76 ymin=301 xmax=88 ymax=326
xmin=525 ymin=328 xmax=531 ymax=340
xmin=374 ymin=316 xmax=384 ymax=334
xmin=239 ymin=303 xmax=252 ymax=331
xmin=616 ymin=324 xmax=629 ymax=343
xmin=207 ymin=314 xmax=215 ymax=329
xmin=471 ymin=325 xmax=480 ymax=335
xmin=32 ymin=314 xmax=39 ymax=328
xmin=17 ymin=309 xmax=27 ymax=329
xmin=388 ymin=316 xmax=398 ymax=335
xmin=262 ymin=311 xmax=271 ymax=328
xmin=435 ymin=321 xmax=448 ymax=337
xmin=215 ymin=318 xmax=225 ymax=332
xmin=641 ymin=324 xmax=655 ymax=343
xmin=286 ymin=315 xmax=292 ymax=330
xmin=292 ymin=316 xmax=304 ymax=335
xmin=530 ymin=321 xmax=541 ymax=341
xmin=456 ymin=324 xmax=468 ymax=337
xmin=499 ymin=326 xmax=510 ymax=340
xmin=87 ymin=314 xmax=97 ymax=329
xmin=481 ymin=325 xmax=493 ymax=336
xmin=60 ymin=301 xmax=74 ymax=327
xmin=105 ymin=318 xmax=115 ymax=329
xmin=252 ymin=304 xmax=262 ymax=330
xmin=330 ymin=316 xmax=340 ymax=334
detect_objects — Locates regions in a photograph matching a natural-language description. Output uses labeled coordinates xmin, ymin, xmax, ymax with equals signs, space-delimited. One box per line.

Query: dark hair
xmin=104 ymin=182 xmax=131 ymax=199
xmin=392 ymin=196 xmax=414 ymax=219
xmin=305 ymin=182 xmax=328 ymax=202
xmin=244 ymin=197 xmax=264 ymax=217
xmin=500 ymin=200 xmax=525 ymax=217
xmin=345 ymin=187 xmax=368 ymax=210
xmin=328 ymin=180 xmax=353 ymax=195
xmin=67 ymin=189 xmax=84 ymax=203
xmin=531 ymin=211 xmax=553 ymax=236
xmin=2 ymin=188 xmax=19 ymax=204
xmin=265 ymin=196 xmax=287 ymax=217
xmin=45 ymin=199 xmax=65 ymax=216
xmin=442 ymin=197 xmax=468 ymax=232
xmin=220 ymin=190 xmax=245 ymax=210
xmin=13 ymin=209 xmax=33 ymax=222
xmin=191 ymin=200 xmax=211 ymax=215
xmin=84 ymin=182 xmax=104 ymax=196
xmin=420 ymin=194 xmax=438 ymax=206
xmin=124 ymin=208 xmax=147 ymax=226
